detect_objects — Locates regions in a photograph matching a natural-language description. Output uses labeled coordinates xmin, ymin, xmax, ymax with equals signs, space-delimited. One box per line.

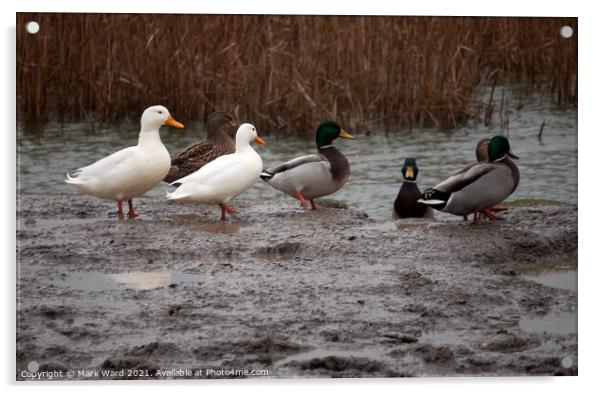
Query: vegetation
xmin=17 ymin=14 xmax=577 ymax=135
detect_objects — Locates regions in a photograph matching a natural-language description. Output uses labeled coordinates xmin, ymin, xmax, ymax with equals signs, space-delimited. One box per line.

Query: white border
xmin=3 ymin=1 xmax=599 ymax=393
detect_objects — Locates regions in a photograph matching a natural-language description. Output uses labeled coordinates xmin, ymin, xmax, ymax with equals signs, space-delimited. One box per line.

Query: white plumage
xmin=166 ymin=123 xmax=265 ymax=220
xmin=65 ymin=105 xmax=184 ymax=218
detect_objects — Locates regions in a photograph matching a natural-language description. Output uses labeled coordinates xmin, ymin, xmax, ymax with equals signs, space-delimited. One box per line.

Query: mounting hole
xmin=560 ymin=25 xmax=573 ymax=39
xmin=25 ymin=21 xmax=40 ymax=34
xmin=561 ymin=356 xmax=573 ymax=368
xmin=27 ymin=360 xmax=39 ymax=373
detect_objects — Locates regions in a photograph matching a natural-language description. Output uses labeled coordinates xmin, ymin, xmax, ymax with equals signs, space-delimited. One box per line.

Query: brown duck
xmin=163 ymin=111 xmax=237 ymax=183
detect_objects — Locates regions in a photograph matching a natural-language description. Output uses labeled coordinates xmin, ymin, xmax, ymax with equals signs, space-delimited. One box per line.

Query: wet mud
xmin=16 ymin=195 xmax=577 ymax=379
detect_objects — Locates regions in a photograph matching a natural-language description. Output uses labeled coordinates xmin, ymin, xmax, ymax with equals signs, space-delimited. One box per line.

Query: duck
xmin=163 ymin=111 xmax=237 ymax=183
xmin=260 ymin=121 xmax=353 ymax=210
xmin=166 ymin=123 xmax=266 ymax=221
xmin=65 ymin=105 xmax=184 ymax=219
xmin=417 ymin=135 xmax=519 ymax=224
xmin=393 ymin=158 xmax=434 ymax=219
xmin=475 ymin=138 xmax=490 ymax=162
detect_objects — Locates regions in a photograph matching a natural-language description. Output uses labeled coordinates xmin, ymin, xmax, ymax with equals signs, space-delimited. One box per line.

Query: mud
xmin=16 ymin=195 xmax=577 ymax=379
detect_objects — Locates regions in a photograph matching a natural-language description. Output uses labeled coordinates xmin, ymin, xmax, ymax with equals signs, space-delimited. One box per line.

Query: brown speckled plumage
xmin=164 ymin=111 xmax=236 ymax=183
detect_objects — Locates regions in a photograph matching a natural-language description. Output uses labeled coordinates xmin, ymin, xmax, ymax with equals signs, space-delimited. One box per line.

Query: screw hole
xmin=25 ymin=21 xmax=40 ymax=35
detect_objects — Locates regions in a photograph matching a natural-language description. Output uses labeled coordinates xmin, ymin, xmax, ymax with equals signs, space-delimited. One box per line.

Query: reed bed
xmin=17 ymin=13 xmax=577 ymax=135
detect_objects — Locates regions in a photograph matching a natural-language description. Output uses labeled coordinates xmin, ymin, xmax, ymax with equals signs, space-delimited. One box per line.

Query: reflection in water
xmin=17 ymin=92 xmax=577 ymax=219
xmin=167 ymin=214 xmax=242 ymax=234
xmin=109 ymin=271 xmax=173 ymax=290
xmin=51 ymin=270 xmax=203 ymax=291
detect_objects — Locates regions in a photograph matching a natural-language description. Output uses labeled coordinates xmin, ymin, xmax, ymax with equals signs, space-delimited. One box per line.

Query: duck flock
xmin=65 ymin=105 xmax=520 ymax=224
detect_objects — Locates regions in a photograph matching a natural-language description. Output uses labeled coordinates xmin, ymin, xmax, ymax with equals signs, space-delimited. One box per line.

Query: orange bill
xmin=254 ymin=136 xmax=266 ymax=145
xmin=165 ymin=116 xmax=184 ymax=129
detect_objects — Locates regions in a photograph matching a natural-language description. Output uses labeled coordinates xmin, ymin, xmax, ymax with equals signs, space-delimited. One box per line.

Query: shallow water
xmin=51 ymin=271 xmax=203 ymax=291
xmin=17 ymin=93 xmax=577 ymax=219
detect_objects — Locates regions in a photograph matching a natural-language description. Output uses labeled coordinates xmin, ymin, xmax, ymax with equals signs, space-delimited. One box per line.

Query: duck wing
xmin=434 ymin=162 xmax=498 ymax=193
xmin=164 ymin=140 xmax=230 ymax=183
xmin=260 ymin=154 xmax=325 ymax=180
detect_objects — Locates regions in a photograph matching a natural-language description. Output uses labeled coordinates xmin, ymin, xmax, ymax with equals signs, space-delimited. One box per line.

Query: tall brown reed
xmin=17 ymin=14 xmax=577 ymax=135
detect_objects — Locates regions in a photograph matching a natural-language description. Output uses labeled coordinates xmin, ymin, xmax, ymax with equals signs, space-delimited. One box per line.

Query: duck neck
xmin=138 ymin=128 xmax=163 ymax=146
xmin=209 ymin=128 xmax=235 ymax=152
xmin=318 ymin=145 xmax=349 ymax=183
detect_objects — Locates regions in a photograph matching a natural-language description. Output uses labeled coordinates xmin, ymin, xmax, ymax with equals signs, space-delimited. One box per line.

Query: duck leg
xmin=310 ymin=199 xmax=318 ymax=210
xmin=219 ymin=203 xmax=237 ymax=221
xmin=481 ymin=208 xmax=498 ymax=221
xmin=463 ymin=214 xmax=468 ymax=222
xmin=127 ymin=199 xmax=139 ymax=218
xmin=116 ymin=200 xmax=125 ymax=220
xmin=471 ymin=208 xmax=480 ymax=225
xmin=295 ymin=191 xmax=308 ymax=210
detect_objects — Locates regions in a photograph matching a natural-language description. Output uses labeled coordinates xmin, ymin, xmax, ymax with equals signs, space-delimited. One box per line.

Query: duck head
xmin=235 ymin=123 xmax=266 ymax=149
xmin=207 ymin=111 xmax=237 ymax=135
xmin=141 ymin=105 xmax=184 ymax=131
xmin=475 ymin=138 xmax=490 ymax=162
xmin=488 ymin=135 xmax=519 ymax=161
xmin=401 ymin=158 xmax=419 ymax=181
xmin=316 ymin=121 xmax=353 ymax=149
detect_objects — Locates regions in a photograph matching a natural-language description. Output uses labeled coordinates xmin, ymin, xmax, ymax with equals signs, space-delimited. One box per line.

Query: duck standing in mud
xmin=418 ymin=135 xmax=519 ymax=224
xmin=260 ymin=121 xmax=353 ymax=211
xmin=65 ymin=105 xmax=184 ymax=219
xmin=393 ymin=158 xmax=434 ymax=219
xmin=163 ymin=111 xmax=237 ymax=183
xmin=166 ymin=123 xmax=266 ymax=221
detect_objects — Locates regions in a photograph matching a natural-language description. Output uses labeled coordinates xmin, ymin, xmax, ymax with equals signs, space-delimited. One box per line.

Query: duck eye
xmin=158 ymin=111 xmax=163 ymax=114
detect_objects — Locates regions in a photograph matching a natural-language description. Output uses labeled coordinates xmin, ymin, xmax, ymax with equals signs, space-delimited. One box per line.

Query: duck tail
xmin=417 ymin=188 xmax=449 ymax=207
xmin=65 ymin=171 xmax=83 ymax=185
xmin=259 ymin=170 xmax=274 ymax=182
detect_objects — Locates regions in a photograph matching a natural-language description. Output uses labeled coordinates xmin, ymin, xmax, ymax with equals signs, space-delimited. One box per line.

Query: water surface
xmin=17 ymin=94 xmax=577 ymax=219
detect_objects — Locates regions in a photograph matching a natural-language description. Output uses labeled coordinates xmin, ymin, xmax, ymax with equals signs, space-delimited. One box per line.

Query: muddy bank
xmin=16 ymin=195 xmax=577 ymax=379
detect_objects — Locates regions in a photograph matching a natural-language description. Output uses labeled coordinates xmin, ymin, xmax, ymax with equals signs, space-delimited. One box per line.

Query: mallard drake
xmin=393 ymin=158 xmax=434 ymax=219
xmin=166 ymin=124 xmax=266 ymax=221
xmin=163 ymin=111 xmax=237 ymax=183
xmin=65 ymin=105 xmax=184 ymax=219
xmin=260 ymin=121 xmax=353 ymax=210
xmin=418 ymin=136 xmax=519 ymax=224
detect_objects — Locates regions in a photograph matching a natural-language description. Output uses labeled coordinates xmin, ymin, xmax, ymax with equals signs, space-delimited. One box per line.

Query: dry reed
xmin=17 ymin=13 xmax=577 ymax=135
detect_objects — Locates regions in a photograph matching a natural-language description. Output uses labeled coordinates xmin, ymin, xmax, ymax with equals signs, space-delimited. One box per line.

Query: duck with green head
xmin=418 ymin=135 xmax=520 ymax=224
xmin=260 ymin=121 xmax=353 ymax=210
xmin=393 ymin=158 xmax=434 ymax=219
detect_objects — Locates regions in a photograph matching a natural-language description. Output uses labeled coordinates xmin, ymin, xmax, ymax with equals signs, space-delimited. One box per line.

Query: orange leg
xmin=295 ymin=191 xmax=308 ymax=210
xmin=116 ymin=200 xmax=125 ymax=220
xmin=463 ymin=214 xmax=468 ymax=222
xmin=471 ymin=208 xmax=480 ymax=225
xmin=219 ymin=203 xmax=237 ymax=221
xmin=127 ymin=199 xmax=139 ymax=218
xmin=481 ymin=208 xmax=498 ymax=221
xmin=310 ymin=199 xmax=317 ymax=210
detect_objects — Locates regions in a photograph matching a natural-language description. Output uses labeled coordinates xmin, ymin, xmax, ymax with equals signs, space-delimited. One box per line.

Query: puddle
xmin=519 ymin=312 xmax=577 ymax=335
xmin=18 ymin=217 xmax=110 ymax=230
xmin=361 ymin=220 xmax=429 ymax=232
xmin=522 ymin=269 xmax=577 ymax=292
xmin=420 ymin=330 xmax=468 ymax=346
xmin=166 ymin=214 xmax=258 ymax=234
xmin=275 ymin=347 xmax=387 ymax=367
xmin=51 ymin=271 xmax=203 ymax=291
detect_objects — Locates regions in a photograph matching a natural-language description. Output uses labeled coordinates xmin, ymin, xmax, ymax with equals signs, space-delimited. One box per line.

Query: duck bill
xmin=165 ymin=116 xmax=184 ymax=129
xmin=507 ymin=151 xmax=519 ymax=159
xmin=254 ymin=136 xmax=267 ymax=145
xmin=339 ymin=129 xmax=354 ymax=139
xmin=405 ymin=166 xmax=414 ymax=179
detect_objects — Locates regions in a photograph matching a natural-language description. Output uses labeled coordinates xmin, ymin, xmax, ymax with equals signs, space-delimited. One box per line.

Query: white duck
xmin=166 ymin=123 xmax=266 ymax=221
xmin=65 ymin=105 xmax=184 ymax=219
